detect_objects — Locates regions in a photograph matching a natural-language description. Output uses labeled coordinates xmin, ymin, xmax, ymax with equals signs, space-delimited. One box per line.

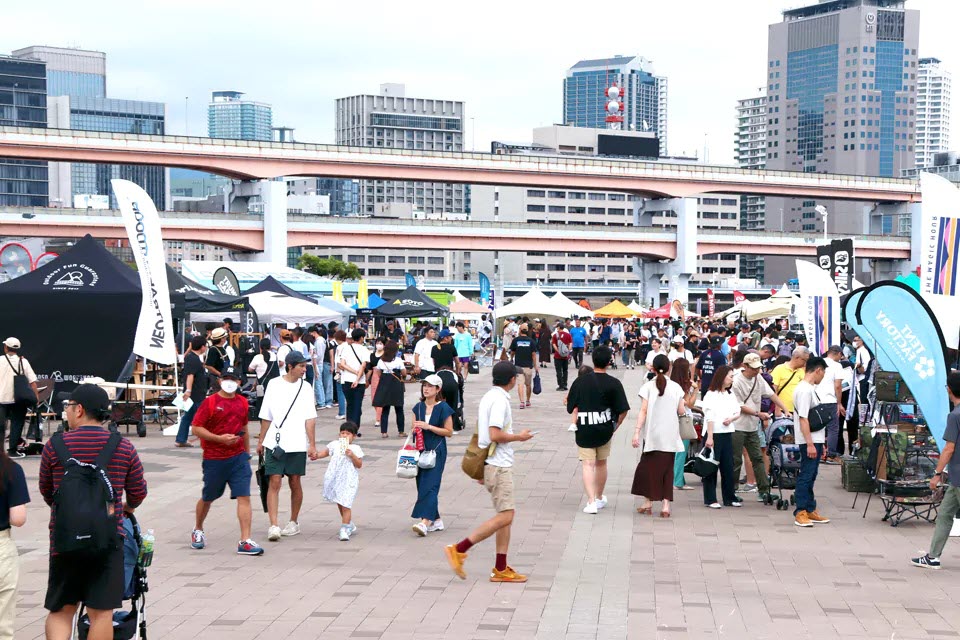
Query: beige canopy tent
xmin=740 ymin=285 xmax=799 ymax=321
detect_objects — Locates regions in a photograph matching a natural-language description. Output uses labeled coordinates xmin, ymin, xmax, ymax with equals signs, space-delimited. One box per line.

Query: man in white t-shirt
xmin=819 ymin=345 xmax=845 ymax=463
xmin=339 ymin=329 xmax=372 ymax=431
xmin=414 ymin=328 xmax=438 ymax=379
xmin=257 ymin=351 xmax=318 ymax=542
xmin=792 ymin=357 xmax=830 ymax=529
xmin=445 ymin=362 xmax=533 ymax=583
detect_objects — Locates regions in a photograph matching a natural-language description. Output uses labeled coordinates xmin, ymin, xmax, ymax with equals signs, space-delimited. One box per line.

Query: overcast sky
xmin=8 ymin=0 xmax=958 ymax=165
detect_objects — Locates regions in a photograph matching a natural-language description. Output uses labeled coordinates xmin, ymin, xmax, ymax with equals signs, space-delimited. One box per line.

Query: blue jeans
xmin=794 ymin=443 xmax=823 ymax=515
xmin=313 ymin=369 xmax=326 ymax=407
xmin=321 ymin=363 xmax=333 ymax=407
xmin=175 ymin=402 xmax=199 ymax=444
xmin=337 ymin=382 xmax=347 ymax=416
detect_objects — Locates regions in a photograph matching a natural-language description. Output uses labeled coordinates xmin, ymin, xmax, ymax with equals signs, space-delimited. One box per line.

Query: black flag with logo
xmin=816 ymin=238 xmax=855 ymax=296
xmin=213 ymin=267 xmax=241 ymax=297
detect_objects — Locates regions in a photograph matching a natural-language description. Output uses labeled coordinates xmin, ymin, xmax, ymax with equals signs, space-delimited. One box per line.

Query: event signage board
xmin=855 ymin=281 xmax=950 ymax=450
xmin=918 ymin=173 xmax=960 ymax=350
xmin=479 ymin=272 xmax=490 ymax=307
xmin=112 ymin=179 xmax=176 ymax=365
xmin=796 ymin=259 xmax=841 ymax=356
xmin=841 ymin=289 xmax=896 ymax=372
xmin=816 ymin=238 xmax=855 ymax=295
xmin=706 ymin=288 xmax=715 ymax=317
xmin=332 ymin=280 xmax=344 ymax=303
xmin=212 ymin=267 xmax=241 ymax=296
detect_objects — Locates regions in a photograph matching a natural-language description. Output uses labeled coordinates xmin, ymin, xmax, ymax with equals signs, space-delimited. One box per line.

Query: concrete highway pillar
xmin=258 ymin=179 xmax=288 ymax=264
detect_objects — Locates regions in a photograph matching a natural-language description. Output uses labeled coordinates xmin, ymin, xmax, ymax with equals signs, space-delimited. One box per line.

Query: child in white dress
xmin=317 ymin=421 xmax=364 ymax=540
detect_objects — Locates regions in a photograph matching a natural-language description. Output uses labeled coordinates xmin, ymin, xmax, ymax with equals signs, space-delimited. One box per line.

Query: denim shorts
xmin=202 ymin=452 xmax=253 ymax=501
xmin=757 ymin=421 xmax=767 ymax=448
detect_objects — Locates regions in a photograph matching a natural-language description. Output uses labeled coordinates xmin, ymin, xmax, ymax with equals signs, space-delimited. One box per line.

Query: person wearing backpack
xmin=552 ymin=324 xmax=573 ymax=391
xmin=0 ymin=337 xmax=39 ymax=459
xmin=39 ymin=384 xmax=147 ymax=640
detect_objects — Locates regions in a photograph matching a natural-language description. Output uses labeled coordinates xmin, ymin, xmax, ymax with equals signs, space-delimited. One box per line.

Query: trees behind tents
xmin=297 ymin=255 xmax=361 ymax=280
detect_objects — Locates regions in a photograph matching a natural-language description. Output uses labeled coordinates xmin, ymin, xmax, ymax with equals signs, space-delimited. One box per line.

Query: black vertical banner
xmin=817 ymin=238 xmax=855 ymax=295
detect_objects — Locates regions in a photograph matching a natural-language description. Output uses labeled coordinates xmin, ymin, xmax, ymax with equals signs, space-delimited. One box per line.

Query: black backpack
xmin=51 ymin=431 xmax=121 ymax=556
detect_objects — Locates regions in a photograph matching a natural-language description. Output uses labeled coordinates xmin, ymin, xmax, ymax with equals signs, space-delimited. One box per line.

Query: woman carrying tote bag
xmin=670 ymin=358 xmax=699 ymax=491
xmin=700 ymin=366 xmax=743 ymax=509
xmin=409 ymin=375 xmax=454 ymax=538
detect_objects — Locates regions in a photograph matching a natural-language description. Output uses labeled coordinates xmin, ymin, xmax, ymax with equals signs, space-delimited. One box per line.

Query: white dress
xmin=322 ymin=440 xmax=364 ymax=508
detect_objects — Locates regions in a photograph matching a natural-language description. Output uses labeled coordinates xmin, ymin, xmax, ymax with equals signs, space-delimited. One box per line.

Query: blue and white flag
xmin=404 ymin=272 xmax=416 ymax=288
xmin=855 ymin=281 xmax=950 ymax=450
xmin=479 ymin=272 xmax=490 ymax=307
xmin=841 ymin=288 xmax=896 ymax=372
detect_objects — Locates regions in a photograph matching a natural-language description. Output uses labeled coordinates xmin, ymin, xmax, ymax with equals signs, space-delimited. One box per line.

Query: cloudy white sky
xmin=8 ymin=0 xmax=958 ymax=164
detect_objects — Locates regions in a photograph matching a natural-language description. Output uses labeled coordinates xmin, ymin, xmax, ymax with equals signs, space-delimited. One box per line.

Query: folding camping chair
xmin=25 ymin=382 xmax=58 ymax=442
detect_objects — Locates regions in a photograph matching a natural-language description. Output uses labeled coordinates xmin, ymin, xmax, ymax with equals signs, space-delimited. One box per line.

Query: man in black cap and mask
xmin=40 ymin=384 xmax=147 ymax=640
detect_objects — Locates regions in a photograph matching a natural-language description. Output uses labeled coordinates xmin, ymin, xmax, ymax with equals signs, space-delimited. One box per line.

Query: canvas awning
xmin=551 ymin=292 xmax=595 ymax=318
xmin=594 ymin=299 xmax=638 ymax=318
xmin=741 ymin=285 xmax=799 ymax=321
xmin=374 ymin=286 xmax=449 ymax=318
xmin=494 ymin=287 xmax=569 ymax=318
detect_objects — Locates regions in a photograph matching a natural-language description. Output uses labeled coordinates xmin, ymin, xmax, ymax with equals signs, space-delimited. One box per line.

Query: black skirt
xmin=373 ymin=370 xmax=405 ymax=407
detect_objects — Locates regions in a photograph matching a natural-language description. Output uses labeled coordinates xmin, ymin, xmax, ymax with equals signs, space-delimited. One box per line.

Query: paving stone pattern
xmin=11 ymin=365 xmax=960 ymax=639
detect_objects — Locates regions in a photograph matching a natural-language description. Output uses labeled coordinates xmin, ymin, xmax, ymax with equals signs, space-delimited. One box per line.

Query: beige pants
xmin=0 ymin=529 xmax=18 ymax=640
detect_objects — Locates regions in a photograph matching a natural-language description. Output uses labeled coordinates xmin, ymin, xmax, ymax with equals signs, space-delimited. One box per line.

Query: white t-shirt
xmin=478 ymin=386 xmax=514 ymax=468
xmin=258 ymin=377 xmax=316 ymax=453
xmin=816 ymin=358 xmax=842 ymax=403
xmin=702 ymin=390 xmax=741 ymax=435
xmin=249 ymin=352 xmax=276 ymax=380
xmin=793 ymin=380 xmax=826 ymax=445
xmin=339 ymin=342 xmax=371 ymax=385
xmin=855 ymin=345 xmax=872 ymax=383
xmin=667 ymin=348 xmax=693 ymax=364
xmin=377 ymin=356 xmax=406 ymax=374
xmin=414 ymin=339 xmax=438 ymax=372
xmin=0 ymin=354 xmax=36 ymax=405
xmin=292 ymin=339 xmax=309 ymax=358
xmin=277 ymin=343 xmax=292 ymax=373
xmin=637 ymin=379 xmax=685 ymax=453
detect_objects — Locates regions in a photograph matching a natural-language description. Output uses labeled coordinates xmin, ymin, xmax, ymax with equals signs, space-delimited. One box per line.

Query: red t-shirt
xmin=192 ymin=393 xmax=249 ymax=460
xmin=551 ymin=331 xmax=573 ymax=359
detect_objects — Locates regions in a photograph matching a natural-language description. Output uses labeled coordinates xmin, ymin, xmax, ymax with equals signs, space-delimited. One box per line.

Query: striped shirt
xmin=38 ymin=426 xmax=147 ymax=550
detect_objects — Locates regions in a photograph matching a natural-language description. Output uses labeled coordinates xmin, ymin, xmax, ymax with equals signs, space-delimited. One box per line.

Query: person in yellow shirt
xmin=771 ymin=346 xmax=810 ymax=413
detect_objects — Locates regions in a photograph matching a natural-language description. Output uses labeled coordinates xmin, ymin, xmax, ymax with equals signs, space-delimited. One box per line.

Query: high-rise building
xmin=0 ymin=54 xmax=47 ymax=207
xmin=336 ymin=83 xmax=467 ymax=215
xmin=916 ymin=57 xmax=952 ymax=168
xmin=12 ymin=46 xmax=104 ymax=98
xmin=563 ymin=56 xmax=668 ymax=156
xmin=208 ymin=90 xmax=272 ymax=141
xmin=735 ymin=92 xmax=767 ymax=284
xmin=763 ymin=0 xmax=919 ymax=283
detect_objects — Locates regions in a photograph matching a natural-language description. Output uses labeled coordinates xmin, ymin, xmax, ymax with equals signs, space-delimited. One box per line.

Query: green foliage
xmin=297 ymin=254 xmax=362 ymax=280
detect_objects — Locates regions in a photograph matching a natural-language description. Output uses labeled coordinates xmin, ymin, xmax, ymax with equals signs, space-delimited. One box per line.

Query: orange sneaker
xmin=490 ymin=566 xmax=527 ymax=583
xmin=807 ymin=510 xmax=831 ymax=524
xmin=794 ymin=510 xmax=813 ymax=527
xmin=444 ymin=545 xmax=467 ymax=580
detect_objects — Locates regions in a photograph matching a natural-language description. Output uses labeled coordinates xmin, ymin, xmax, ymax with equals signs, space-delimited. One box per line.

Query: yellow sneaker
xmin=444 ymin=545 xmax=467 ymax=580
xmin=490 ymin=566 xmax=527 ymax=583
xmin=808 ymin=510 xmax=831 ymax=524
xmin=794 ymin=510 xmax=813 ymax=528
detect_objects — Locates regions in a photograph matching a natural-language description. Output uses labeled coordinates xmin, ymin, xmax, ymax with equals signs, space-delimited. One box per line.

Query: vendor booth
xmin=374 ymin=286 xmax=448 ymax=318
xmin=551 ymin=292 xmax=594 ymax=318
xmin=594 ymin=299 xmax=637 ymax=319
xmin=494 ymin=287 xmax=569 ymax=319
xmin=192 ymin=291 xmax=341 ymax=326
xmin=166 ymin=265 xmax=248 ymax=315
xmin=246 ymin=275 xmax=316 ymax=304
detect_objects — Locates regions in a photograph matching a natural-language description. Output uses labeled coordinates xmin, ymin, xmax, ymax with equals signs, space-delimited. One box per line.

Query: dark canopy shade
xmin=166 ymin=265 xmax=248 ymax=314
xmin=245 ymin=275 xmax=315 ymax=304
xmin=352 ymin=292 xmax=387 ymax=311
xmin=374 ymin=286 xmax=448 ymax=318
xmin=0 ymin=235 xmax=141 ymax=384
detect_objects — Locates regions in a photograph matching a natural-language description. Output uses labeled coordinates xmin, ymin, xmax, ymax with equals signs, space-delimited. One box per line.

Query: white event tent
xmin=551 ymin=291 xmax=595 ymax=318
xmin=192 ymin=291 xmax=341 ymax=326
xmin=495 ymin=287 xmax=584 ymax=319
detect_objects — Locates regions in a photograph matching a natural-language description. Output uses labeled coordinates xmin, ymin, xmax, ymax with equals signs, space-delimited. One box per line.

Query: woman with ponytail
xmin=631 ymin=354 xmax=686 ymax=517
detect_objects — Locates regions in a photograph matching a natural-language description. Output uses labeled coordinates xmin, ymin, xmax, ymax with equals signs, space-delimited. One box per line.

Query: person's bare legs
xmin=582 ymin=460 xmax=597 ymax=503
xmin=237 ymin=495 xmax=252 ymax=540
xmin=464 ymin=510 xmax=513 ymax=546
xmin=46 ymin=605 xmax=113 ymax=640
xmin=267 ymin=474 xmax=282 ymax=527
xmin=661 ymin=498 xmax=671 ymax=515
xmin=744 ymin=448 xmax=757 ymax=484
xmin=337 ymin=503 xmax=352 ymax=525
xmin=596 ymin=459 xmax=609 ymax=498
xmin=495 ymin=520 xmax=511 ymax=553
xmin=288 ymin=475 xmax=303 ymax=523
xmin=517 ymin=381 xmax=527 ymax=405
xmin=195 ymin=499 xmax=212 ymax=530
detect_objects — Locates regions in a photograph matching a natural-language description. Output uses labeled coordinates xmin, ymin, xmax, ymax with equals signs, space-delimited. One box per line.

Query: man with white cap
xmin=667 ymin=335 xmax=693 ymax=364
xmin=0 ymin=337 xmax=38 ymax=458
xmin=731 ymin=353 xmax=787 ymax=501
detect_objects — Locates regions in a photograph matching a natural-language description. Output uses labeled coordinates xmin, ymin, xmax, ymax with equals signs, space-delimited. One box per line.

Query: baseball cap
xmin=743 ymin=353 xmax=763 ymax=369
xmin=438 ymin=328 xmax=452 ymax=340
xmin=210 ymin=327 xmax=228 ymax=340
xmin=492 ymin=361 xmax=518 ymax=386
xmin=69 ymin=384 xmax=111 ymax=415
xmin=285 ymin=351 xmax=309 ymax=366
xmin=221 ymin=366 xmax=241 ymax=380
xmin=710 ymin=336 xmax=723 ymax=347
xmin=422 ymin=374 xmax=443 ymax=387
xmin=671 ymin=335 xmax=685 ymax=344
xmin=2 ymin=337 xmax=20 ymax=349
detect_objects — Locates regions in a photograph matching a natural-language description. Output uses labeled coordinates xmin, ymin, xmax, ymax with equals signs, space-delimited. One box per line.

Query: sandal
xmin=660 ymin=511 xmax=671 ymax=518
xmin=636 ymin=506 xmax=653 ymax=515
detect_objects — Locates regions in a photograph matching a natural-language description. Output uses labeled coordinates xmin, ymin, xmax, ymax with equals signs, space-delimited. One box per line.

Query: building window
xmin=526 ymin=189 xmax=545 ymax=197
xmin=367 ymin=269 xmax=385 ymax=276
xmin=388 ymin=269 xmax=404 ymax=276
xmin=527 ymin=263 xmax=544 ymax=271
xmin=548 ymin=191 xmax=565 ymax=199
xmin=388 ymin=256 xmax=405 ymax=263
xmin=368 ymin=255 xmax=385 ymax=263
xmin=347 ymin=254 xmax=365 ymax=262
xmin=526 ymin=204 xmax=546 ymax=212
xmin=428 ymin=270 xmax=444 ymax=277
xmin=427 ymin=257 xmax=444 ymax=265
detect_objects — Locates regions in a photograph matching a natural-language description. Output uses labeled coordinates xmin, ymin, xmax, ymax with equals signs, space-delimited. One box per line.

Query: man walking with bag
xmin=552 ymin=324 xmax=573 ymax=392
xmin=792 ymin=357 xmax=830 ymax=528
xmin=445 ymin=362 xmax=533 ymax=582
xmin=258 ymin=352 xmax=318 ymax=542
xmin=0 ymin=337 xmax=38 ymax=458
xmin=731 ymin=353 xmax=787 ymax=501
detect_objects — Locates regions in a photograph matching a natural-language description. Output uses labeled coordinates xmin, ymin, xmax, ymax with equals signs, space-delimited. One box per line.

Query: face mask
xmin=220 ymin=380 xmax=239 ymax=394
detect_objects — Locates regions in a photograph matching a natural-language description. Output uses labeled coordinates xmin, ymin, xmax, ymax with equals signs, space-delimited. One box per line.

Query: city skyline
xmin=8 ymin=0 xmax=957 ymax=166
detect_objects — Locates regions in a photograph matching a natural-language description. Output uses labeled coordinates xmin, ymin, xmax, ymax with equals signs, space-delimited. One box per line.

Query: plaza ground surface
xmin=11 ymin=364 xmax=960 ymax=639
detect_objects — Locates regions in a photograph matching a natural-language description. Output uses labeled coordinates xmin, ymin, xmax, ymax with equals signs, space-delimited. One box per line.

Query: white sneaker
xmin=706 ymin=503 xmax=722 ymax=509
xmin=583 ymin=501 xmax=599 ymax=514
xmin=267 ymin=525 xmax=282 ymax=541
xmin=339 ymin=525 xmax=351 ymax=541
xmin=336 ymin=414 xmax=346 ymax=420
xmin=281 ymin=521 xmax=301 ymax=537
xmin=596 ymin=495 xmax=608 ymax=510
xmin=411 ymin=522 xmax=428 ymax=537
xmin=427 ymin=519 xmax=445 ymax=532
xmin=347 ymin=523 xmax=357 ymax=536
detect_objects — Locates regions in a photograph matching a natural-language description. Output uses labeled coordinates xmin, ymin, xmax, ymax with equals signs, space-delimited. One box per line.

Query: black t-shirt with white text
xmin=510 ymin=336 xmax=537 ymax=369
xmin=696 ymin=349 xmax=726 ymax=392
xmin=566 ymin=372 xmax=630 ymax=448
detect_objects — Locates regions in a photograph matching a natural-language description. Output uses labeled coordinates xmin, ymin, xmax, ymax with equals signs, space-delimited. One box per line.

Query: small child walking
xmin=317 ymin=421 xmax=364 ymax=540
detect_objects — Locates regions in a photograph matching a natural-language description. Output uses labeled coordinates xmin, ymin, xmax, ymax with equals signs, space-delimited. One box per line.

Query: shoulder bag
xmin=256 ymin=355 xmax=279 ymax=397
xmin=462 ymin=420 xmax=496 ymax=481
xmin=269 ymin=379 xmax=303 ymax=461
xmin=806 ymin=391 xmax=834 ymax=433
xmin=414 ymin=404 xmax=437 ymax=469
xmin=5 ymin=355 xmax=35 ymax=407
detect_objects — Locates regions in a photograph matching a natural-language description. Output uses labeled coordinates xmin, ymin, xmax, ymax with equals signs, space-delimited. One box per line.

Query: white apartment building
xmin=735 ymin=92 xmax=767 ymax=283
xmin=916 ymin=57 xmax=952 ymax=169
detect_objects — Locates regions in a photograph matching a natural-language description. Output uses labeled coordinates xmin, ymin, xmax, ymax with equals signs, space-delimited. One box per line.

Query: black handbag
xmin=807 ymin=392 xmax=834 ymax=433
xmin=4 ymin=355 xmax=35 ymax=407
xmin=255 ymin=453 xmax=268 ymax=512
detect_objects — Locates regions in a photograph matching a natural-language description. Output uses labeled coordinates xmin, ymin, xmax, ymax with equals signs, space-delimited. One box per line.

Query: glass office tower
xmin=0 ymin=55 xmax=47 ymax=206
xmin=208 ymin=91 xmax=272 ymax=141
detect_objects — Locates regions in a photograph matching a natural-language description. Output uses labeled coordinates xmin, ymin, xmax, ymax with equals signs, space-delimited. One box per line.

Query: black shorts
xmin=45 ymin=537 xmax=125 ymax=612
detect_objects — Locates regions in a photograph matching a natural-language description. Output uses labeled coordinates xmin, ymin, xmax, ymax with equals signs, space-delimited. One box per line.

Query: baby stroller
xmin=75 ymin=513 xmax=149 ymax=640
xmin=766 ymin=417 xmax=801 ymax=511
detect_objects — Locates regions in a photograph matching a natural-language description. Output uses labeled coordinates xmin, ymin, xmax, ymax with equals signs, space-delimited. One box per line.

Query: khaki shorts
xmin=516 ymin=367 xmax=533 ymax=387
xmin=483 ymin=465 xmax=515 ymax=512
xmin=578 ymin=440 xmax=612 ymax=462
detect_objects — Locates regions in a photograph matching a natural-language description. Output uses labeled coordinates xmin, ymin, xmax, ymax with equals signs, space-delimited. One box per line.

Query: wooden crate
xmin=842 ymin=457 xmax=875 ymax=493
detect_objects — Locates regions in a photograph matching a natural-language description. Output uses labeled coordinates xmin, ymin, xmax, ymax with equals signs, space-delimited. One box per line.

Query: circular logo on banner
xmin=43 ymin=263 xmax=100 ymax=290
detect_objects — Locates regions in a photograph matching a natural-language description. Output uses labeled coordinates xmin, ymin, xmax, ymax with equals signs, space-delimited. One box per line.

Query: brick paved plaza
xmin=11 ymin=365 xmax=960 ymax=639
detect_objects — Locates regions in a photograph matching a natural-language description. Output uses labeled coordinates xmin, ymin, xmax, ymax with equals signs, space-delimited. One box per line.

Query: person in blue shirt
xmin=717 ymin=328 xmax=732 ymax=360
xmin=569 ymin=319 xmax=588 ymax=368
xmin=599 ymin=321 xmax=612 ymax=347
xmin=453 ymin=322 xmax=475 ymax=383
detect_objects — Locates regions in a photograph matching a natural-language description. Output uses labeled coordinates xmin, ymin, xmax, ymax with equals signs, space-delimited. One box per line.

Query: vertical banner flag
xmin=696 ymin=298 xmax=702 ymax=317
xmin=357 ymin=279 xmax=369 ymax=309
xmin=332 ymin=280 xmax=344 ymax=303
xmin=487 ymin=289 xmax=496 ymax=311
xmin=841 ymin=289 xmax=896 ymax=372
xmin=732 ymin=290 xmax=746 ymax=305
xmin=706 ymin=288 xmax=716 ymax=317
xmin=796 ymin=259 xmax=841 ymax=357
xmin=212 ymin=266 xmax=240 ymax=296
xmin=919 ymin=173 xmax=960 ymax=349
xmin=479 ymin=272 xmax=491 ymax=307
xmin=855 ymin=281 xmax=950 ymax=450
xmin=404 ymin=272 xmax=416 ymax=288
xmin=816 ymin=238 xmax=855 ymax=296
xmin=112 ymin=179 xmax=176 ymax=365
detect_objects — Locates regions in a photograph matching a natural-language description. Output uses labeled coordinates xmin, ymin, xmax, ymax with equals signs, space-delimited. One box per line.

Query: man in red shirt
xmin=189 ymin=367 xmax=263 ymax=556
xmin=552 ymin=322 xmax=573 ymax=391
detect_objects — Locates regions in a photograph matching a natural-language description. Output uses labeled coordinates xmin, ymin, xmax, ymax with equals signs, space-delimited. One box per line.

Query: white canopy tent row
xmin=493 ymin=287 xmax=594 ymax=320
xmin=628 ymin=300 xmax=647 ymax=315
xmin=190 ymin=291 xmax=342 ymax=326
xmin=551 ymin=291 xmax=595 ymax=319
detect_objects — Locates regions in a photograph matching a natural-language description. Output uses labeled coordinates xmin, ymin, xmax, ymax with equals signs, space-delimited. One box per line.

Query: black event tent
xmin=374 ymin=286 xmax=448 ymax=318
xmin=0 ymin=235 xmax=141 ymax=384
xmin=245 ymin=275 xmax=315 ymax=304
xmin=166 ymin=265 xmax=248 ymax=314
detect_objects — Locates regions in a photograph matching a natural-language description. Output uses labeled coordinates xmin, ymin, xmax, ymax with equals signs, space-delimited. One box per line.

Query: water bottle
xmin=139 ymin=529 xmax=155 ymax=568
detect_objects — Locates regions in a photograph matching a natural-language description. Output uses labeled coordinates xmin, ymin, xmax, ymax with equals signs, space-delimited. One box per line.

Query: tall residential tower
xmin=208 ymin=91 xmax=272 ymax=141
xmin=916 ymin=57 xmax=952 ymax=168
xmin=735 ymin=92 xmax=767 ymax=284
